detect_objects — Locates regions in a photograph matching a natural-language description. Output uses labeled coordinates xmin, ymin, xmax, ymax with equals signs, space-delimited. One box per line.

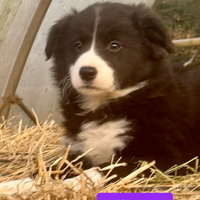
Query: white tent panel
xmin=0 ymin=0 xmax=155 ymax=125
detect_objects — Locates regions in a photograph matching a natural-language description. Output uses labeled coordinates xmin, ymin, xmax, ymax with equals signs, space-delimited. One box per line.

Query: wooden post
xmin=0 ymin=0 xmax=52 ymax=122
xmin=173 ymin=38 xmax=200 ymax=47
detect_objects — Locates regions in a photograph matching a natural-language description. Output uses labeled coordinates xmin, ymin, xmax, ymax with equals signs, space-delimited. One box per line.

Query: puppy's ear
xmin=133 ymin=4 xmax=175 ymax=58
xmin=45 ymin=24 xmax=60 ymax=60
xmin=45 ymin=15 xmax=73 ymax=60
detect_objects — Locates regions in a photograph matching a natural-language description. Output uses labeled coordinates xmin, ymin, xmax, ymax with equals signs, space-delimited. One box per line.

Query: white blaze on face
xmin=70 ymin=7 xmax=116 ymax=96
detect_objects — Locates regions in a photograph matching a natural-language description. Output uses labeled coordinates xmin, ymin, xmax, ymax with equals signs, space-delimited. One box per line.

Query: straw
xmin=0 ymin=117 xmax=200 ymax=200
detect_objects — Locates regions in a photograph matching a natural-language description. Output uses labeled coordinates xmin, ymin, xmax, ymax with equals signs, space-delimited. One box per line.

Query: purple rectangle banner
xmin=97 ymin=193 xmax=173 ymax=200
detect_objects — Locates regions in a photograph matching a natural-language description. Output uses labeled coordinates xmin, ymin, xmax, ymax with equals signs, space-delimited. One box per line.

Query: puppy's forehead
xmin=67 ymin=6 xmax=97 ymax=36
xmin=99 ymin=3 xmax=132 ymax=17
xmin=95 ymin=4 xmax=138 ymax=43
xmin=98 ymin=3 xmax=133 ymax=25
xmin=69 ymin=3 xmax=133 ymax=32
xmin=97 ymin=4 xmax=135 ymax=37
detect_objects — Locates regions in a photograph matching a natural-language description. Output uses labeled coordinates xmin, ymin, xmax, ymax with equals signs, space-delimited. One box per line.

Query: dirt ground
xmin=153 ymin=0 xmax=200 ymax=64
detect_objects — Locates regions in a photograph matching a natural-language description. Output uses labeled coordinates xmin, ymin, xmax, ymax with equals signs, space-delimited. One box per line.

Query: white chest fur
xmin=69 ymin=119 xmax=132 ymax=165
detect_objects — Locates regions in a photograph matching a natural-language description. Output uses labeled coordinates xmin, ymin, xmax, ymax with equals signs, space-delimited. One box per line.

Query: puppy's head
xmin=46 ymin=3 xmax=174 ymax=99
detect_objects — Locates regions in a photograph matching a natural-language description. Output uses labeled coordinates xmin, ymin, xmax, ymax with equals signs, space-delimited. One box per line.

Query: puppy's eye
xmin=74 ymin=41 xmax=82 ymax=51
xmin=109 ymin=41 xmax=122 ymax=52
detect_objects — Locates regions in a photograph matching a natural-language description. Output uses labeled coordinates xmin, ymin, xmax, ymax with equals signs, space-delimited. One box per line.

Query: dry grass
xmin=0 ymin=117 xmax=200 ymax=200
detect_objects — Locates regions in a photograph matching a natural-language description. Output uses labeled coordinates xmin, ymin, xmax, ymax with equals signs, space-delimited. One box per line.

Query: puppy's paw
xmin=63 ymin=168 xmax=103 ymax=191
xmin=0 ymin=177 xmax=36 ymax=197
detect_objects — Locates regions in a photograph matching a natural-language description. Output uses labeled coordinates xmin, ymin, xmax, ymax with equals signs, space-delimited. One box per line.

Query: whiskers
xmin=58 ymin=73 xmax=74 ymax=98
xmin=58 ymin=73 xmax=83 ymax=105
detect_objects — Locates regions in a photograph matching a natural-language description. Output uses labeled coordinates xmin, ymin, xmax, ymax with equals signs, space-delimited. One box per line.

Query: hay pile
xmin=0 ymin=117 xmax=200 ymax=200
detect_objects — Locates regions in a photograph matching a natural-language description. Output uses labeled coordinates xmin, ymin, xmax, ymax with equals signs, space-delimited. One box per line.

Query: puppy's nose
xmin=79 ymin=66 xmax=97 ymax=81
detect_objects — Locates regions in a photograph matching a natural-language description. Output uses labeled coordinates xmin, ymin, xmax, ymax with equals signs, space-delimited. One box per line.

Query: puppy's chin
xmin=76 ymin=85 xmax=115 ymax=96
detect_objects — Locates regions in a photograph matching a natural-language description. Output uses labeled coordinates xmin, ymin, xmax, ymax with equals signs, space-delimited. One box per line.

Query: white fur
xmin=69 ymin=119 xmax=133 ymax=165
xmin=70 ymin=47 xmax=115 ymax=95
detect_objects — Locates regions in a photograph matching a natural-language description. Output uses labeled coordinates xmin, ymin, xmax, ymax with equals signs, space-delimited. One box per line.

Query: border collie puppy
xmin=45 ymin=2 xmax=200 ymax=181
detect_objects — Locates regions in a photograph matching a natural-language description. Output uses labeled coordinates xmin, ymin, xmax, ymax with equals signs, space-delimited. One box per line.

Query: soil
xmin=153 ymin=0 xmax=200 ymax=64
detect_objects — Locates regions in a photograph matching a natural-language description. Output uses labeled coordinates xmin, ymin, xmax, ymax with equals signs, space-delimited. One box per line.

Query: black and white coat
xmin=45 ymin=2 xmax=200 ymax=181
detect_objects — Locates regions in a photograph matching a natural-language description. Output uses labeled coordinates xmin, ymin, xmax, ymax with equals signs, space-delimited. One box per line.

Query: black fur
xmin=45 ymin=2 xmax=200 ymax=178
